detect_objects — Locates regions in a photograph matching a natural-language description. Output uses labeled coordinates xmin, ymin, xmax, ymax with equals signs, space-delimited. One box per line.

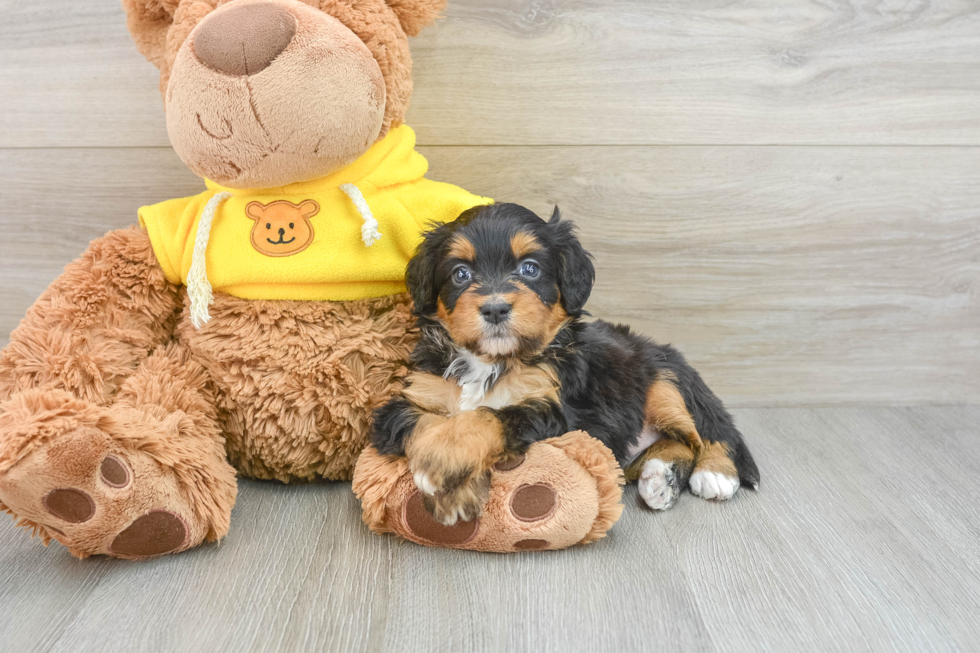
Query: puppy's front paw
xmin=410 ymin=455 xmax=493 ymax=525
xmin=424 ymin=471 xmax=492 ymax=526
xmin=406 ymin=410 xmax=505 ymax=525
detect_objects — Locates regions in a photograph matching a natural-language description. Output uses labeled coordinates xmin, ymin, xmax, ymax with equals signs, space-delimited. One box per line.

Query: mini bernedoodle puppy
xmin=372 ymin=203 xmax=760 ymax=525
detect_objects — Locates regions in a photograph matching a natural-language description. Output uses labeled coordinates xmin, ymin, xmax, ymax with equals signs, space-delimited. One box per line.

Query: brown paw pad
xmin=99 ymin=455 xmax=130 ymax=489
xmin=404 ymin=491 xmax=478 ymax=546
xmin=110 ymin=511 xmax=189 ymax=558
xmin=43 ymin=489 xmax=95 ymax=523
xmin=510 ymin=483 xmax=557 ymax=522
xmin=493 ymin=454 xmax=526 ymax=472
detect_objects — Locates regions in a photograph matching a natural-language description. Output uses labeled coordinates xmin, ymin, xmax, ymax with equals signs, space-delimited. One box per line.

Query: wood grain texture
xmin=2 ymin=406 xmax=979 ymax=652
xmin=1 ymin=146 xmax=977 ymax=406
xmin=2 ymin=0 xmax=980 ymax=147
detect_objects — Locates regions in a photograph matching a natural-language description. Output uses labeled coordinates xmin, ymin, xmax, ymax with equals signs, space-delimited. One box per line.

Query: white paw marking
xmin=689 ymin=470 xmax=739 ymax=501
xmin=413 ymin=472 xmax=438 ymax=496
xmin=638 ymin=458 xmax=677 ymax=510
xmin=438 ymin=506 xmax=464 ymax=526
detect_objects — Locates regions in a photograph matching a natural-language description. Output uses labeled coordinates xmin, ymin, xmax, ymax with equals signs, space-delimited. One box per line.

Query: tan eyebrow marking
xmin=510 ymin=231 xmax=542 ymax=260
xmin=447 ymin=235 xmax=476 ymax=261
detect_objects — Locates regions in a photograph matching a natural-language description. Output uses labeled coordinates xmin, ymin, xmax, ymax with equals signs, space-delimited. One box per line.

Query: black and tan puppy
xmin=372 ymin=203 xmax=760 ymax=525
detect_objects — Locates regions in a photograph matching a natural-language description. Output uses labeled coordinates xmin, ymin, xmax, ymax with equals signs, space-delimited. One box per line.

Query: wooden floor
xmin=2 ymin=1 xmax=980 ymax=652
xmin=2 ymin=405 xmax=978 ymax=653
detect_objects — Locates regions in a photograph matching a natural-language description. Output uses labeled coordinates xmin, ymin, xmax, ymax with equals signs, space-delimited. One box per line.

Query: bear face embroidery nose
xmin=194 ymin=2 xmax=297 ymax=76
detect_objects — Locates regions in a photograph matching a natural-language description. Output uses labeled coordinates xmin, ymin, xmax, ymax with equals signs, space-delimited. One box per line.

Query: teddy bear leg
xmin=0 ymin=344 xmax=237 ymax=559
xmin=353 ymin=431 xmax=624 ymax=552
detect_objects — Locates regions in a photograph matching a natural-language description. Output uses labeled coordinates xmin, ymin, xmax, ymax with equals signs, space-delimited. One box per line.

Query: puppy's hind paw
xmin=689 ymin=469 xmax=739 ymax=502
xmin=637 ymin=458 xmax=681 ymax=511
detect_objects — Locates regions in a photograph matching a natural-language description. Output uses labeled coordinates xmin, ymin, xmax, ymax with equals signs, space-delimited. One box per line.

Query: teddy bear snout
xmin=194 ymin=2 xmax=297 ymax=77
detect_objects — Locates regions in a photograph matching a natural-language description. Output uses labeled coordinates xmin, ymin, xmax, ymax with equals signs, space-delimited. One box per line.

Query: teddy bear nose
xmin=194 ymin=2 xmax=297 ymax=76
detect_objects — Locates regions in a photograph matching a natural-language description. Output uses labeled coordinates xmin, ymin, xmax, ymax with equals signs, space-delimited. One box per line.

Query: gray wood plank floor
xmin=2 ymin=405 xmax=978 ymax=653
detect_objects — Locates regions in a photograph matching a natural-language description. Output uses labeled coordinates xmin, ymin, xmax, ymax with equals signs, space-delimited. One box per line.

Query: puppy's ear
xmin=549 ymin=207 xmax=595 ymax=315
xmin=406 ymin=222 xmax=454 ymax=316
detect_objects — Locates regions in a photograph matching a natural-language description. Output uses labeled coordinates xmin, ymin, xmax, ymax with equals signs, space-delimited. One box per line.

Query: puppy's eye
xmin=289 ymin=223 xmax=294 ymax=229
xmin=519 ymin=261 xmax=540 ymax=279
xmin=452 ymin=265 xmax=472 ymax=284
xmin=266 ymin=223 xmax=271 ymax=229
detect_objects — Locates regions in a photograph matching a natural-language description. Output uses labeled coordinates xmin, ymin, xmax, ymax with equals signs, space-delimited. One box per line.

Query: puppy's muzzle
xmin=480 ymin=299 xmax=512 ymax=326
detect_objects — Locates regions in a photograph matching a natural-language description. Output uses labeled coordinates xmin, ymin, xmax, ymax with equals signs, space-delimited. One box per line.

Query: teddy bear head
xmin=122 ymin=0 xmax=445 ymax=189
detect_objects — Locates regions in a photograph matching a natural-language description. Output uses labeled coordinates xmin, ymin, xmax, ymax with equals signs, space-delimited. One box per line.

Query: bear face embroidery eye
xmin=289 ymin=223 xmax=294 ymax=229
xmin=266 ymin=223 xmax=271 ymax=230
xmin=519 ymin=261 xmax=540 ymax=279
xmin=452 ymin=265 xmax=472 ymax=285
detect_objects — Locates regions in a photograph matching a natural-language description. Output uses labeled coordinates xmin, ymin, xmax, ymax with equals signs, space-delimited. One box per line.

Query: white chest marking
xmin=446 ymin=350 xmax=502 ymax=413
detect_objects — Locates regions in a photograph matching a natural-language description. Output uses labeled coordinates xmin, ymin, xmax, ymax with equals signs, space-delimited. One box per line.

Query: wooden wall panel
xmin=1 ymin=146 xmax=976 ymax=405
xmin=1 ymin=0 xmax=979 ymax=147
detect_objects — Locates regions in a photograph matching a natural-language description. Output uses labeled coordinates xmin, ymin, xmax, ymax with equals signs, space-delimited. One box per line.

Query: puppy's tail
xmin=728 ymin=437 xmax=761 ymax=490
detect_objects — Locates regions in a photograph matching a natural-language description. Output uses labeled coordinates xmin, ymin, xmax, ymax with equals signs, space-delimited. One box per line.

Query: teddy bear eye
xmin=289 ymin=223 xmax=294 ymax=229
xmin=266 ymin=223 xmax=271 ymax=229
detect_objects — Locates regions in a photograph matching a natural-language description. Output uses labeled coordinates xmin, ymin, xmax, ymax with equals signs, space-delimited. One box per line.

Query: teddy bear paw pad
xmin=403 ymin=490 xmax=479 ymax=546
xmin=513 ymin=539 xmax=550 ymax=550
xmin=100 ymin=455 xmax=131 ymax=488
xmin=110 ymin=511 xmax=189 ymax=558
xmin=509 ymin=483 xmax=557 ymax=522
xmin=42 ymin=489 xmax=96 ymax=523
xmin=0 ymin=428 xmax=200 ymax=558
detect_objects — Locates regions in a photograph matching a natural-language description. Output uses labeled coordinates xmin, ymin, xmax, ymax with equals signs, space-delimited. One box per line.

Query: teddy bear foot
xmin=0 ymin=392 xmax=233 ymax=560
xmin=353 ymin=431 xmax=625 ymax=552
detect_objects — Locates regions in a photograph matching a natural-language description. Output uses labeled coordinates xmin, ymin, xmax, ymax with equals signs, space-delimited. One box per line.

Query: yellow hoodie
xmin=139 ymin=125 xmax=491 ymax=307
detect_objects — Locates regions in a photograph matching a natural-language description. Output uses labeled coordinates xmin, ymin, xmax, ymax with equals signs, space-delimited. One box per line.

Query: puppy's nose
xmin=278 ymin=227 xmax=286 ymax=236
xmin=194 ymin=2 xmax=297 ymax=76
xmin=480 ymin=301 xmax=512 ymax=325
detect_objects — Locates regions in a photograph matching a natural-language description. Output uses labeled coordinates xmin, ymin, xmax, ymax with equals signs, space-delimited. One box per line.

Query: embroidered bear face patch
xmin=245 ymin=200 xmax=319 ymax=257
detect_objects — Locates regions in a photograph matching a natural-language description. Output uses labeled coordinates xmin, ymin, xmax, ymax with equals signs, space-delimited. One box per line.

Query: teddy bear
xmin=0 ymin=0 xmax=623 ymax=559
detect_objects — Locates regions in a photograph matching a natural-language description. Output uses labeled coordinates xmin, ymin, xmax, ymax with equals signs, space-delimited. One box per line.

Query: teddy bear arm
xmin=0 ymin=226 xmax=182 ymax=406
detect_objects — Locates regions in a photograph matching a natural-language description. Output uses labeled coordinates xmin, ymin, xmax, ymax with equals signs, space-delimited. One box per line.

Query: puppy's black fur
xmin=372 ymin=203 xmax=759 ymax=504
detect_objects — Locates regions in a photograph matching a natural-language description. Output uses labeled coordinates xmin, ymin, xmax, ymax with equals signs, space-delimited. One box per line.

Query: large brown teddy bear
xmin=0 ymin=0 xmax=622 ymax=559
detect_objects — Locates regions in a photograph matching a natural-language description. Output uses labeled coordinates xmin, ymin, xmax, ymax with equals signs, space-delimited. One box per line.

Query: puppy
xmin=372 ymin=203 xmax=760 ymax=525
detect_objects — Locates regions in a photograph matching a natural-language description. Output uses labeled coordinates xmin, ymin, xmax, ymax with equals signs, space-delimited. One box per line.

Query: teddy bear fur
xmin=0 ymin=0 xmax=623 ymax=558
xmin=0 ymin=0 xmax=437 ymax=559
xmin=353 ymin=432 xmax=624 ymax=552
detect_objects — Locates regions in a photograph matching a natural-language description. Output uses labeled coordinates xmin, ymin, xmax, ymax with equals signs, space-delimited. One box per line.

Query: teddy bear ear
xmin=386 ymin=0 xmax=447 ymax=37
xmin=121 ymin=0 xmax=177 ymax=69
xmin=245 ymin=202 xmax=266 ymax=221
xmin=299 ymin=200 xmax=320 ymax=219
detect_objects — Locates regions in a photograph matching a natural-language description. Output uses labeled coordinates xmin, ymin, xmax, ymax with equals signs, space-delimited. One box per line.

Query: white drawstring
xmin=187 ymin=191 xmax=232 ymax=329
xmin=186 ymin=185 xmax=378 ymax=330
xmin=339 ymin=183 xmax=383 ymax=247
